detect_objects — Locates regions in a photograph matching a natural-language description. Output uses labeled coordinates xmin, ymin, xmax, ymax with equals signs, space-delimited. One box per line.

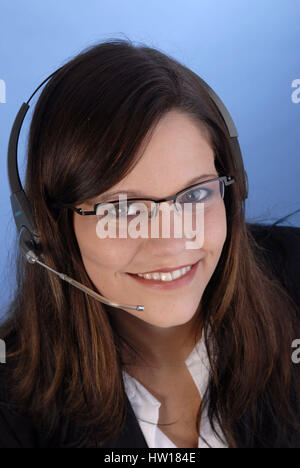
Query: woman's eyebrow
xmin=93 ymin=173 xmax=218 ymax=203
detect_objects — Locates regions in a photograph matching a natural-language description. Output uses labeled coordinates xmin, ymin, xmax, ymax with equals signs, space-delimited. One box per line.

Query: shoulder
xmin=0 ymin=362 xmax=41 ymax=448
xmin=247 ymin=223 xmax=300 ymax=309
xmin=246 ymin=222 xmax=300 ymax=267
xmin=0 ymin=331 xmax=54 ymax=448
xmin=0 ymin=331 xmax=93 ymax=448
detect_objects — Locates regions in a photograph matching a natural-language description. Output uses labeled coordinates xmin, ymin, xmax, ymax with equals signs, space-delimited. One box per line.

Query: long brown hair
xmin=1 ymin=38 xmax=299 ymax=448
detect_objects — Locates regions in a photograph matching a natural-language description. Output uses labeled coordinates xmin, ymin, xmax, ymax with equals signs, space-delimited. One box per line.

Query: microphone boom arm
xmin=26 ymin=251 xmax=144 ymax=312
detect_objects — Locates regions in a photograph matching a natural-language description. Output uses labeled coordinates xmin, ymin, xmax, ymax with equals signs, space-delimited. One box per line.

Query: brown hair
xmin=1 ymin=38 xmax=300 ymax=448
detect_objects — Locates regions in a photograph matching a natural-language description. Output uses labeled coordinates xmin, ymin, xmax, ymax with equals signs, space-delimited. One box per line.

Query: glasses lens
xmin=96 ymin=200 xmax=156 ymax=224
xmin=176 ymin=179 xmax=223 ymax=210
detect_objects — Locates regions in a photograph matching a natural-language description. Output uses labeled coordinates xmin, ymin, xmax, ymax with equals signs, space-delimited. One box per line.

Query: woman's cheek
xmin=82 ymin=238 xmax=136 ymax=272
xmin=203 ymin=203 xmax=227 ymax=254
xmin=73 ymin=214 xmax=137 ymax=271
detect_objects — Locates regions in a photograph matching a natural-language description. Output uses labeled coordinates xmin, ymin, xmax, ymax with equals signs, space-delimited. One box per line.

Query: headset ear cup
xmin=230 ymin=137 xmax=248 ymax=201
xmin=19 ymin=226 xmax=44 ymax=264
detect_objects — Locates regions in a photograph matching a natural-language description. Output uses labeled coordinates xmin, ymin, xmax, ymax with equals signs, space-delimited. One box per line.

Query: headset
xmin=7 ymin=65 xmax=248 ymax=314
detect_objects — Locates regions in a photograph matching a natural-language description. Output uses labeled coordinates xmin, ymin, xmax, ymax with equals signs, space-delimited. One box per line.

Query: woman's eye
xmin=182 ymin=188 xmax=210 ymax=202
xmin=117 ymin=203 xmax=147 ymax=217
xmin=115 ymin=204 xmax=129 ymax=217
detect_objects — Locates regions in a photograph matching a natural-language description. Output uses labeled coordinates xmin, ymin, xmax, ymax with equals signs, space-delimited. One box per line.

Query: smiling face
xmin=73 ymin=109 xmax=227 ymax=328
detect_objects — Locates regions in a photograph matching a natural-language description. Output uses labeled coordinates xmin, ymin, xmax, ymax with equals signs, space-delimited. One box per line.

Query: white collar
xmin=122 ymin=333 xmax=218 ymax=448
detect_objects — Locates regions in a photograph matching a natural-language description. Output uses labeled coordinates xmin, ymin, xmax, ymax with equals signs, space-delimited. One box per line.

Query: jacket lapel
xmin=102 ymin=394 xmax=148 ymax=448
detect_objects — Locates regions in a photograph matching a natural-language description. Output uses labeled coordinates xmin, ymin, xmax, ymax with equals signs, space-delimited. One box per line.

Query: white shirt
xmin=122 ymin=335 xmax=228 ymax=448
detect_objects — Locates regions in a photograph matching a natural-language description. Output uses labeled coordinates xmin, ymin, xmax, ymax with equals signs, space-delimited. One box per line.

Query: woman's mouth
xmin=126 ymin=259 xmax=201 ymax=290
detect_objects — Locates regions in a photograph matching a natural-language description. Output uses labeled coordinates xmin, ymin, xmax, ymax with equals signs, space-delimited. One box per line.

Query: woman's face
xmin=73 ymin=109 xmax=227 ymax=328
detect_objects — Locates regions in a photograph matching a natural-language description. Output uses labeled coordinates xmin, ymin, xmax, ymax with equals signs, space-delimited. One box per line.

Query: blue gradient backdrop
xmin=0 ymin=0 xmax=299 ymax=315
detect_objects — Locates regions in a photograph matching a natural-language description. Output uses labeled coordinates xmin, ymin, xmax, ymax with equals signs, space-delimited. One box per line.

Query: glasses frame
xmin=72 ymin=175 xmax=235 ymax=217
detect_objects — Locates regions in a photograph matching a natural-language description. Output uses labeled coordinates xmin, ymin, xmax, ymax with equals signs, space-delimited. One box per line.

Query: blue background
xmin=0 ymin=0 xmax=299 ymax=315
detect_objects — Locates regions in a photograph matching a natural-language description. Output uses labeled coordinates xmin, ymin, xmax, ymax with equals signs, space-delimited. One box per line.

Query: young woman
xmin=0 ymin=39 xmax=299 ymax=448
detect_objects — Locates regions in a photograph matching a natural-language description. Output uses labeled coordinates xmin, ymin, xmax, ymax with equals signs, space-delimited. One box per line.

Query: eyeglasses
xmin=72 ymin=176 xmax=235 ymax=225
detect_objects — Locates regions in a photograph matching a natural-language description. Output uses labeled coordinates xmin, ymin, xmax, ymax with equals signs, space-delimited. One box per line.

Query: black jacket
xmin=0 ymin=371 xmax=299 ymax=448
xmin=0 ymin=223 xmax=299 ymax=448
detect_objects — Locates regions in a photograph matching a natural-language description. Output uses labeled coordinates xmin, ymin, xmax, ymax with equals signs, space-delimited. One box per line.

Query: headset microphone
xmin=7 ymin=66 xmax=248 ymax=315
xmin=22 ymin=233 xmax=144 ymax=312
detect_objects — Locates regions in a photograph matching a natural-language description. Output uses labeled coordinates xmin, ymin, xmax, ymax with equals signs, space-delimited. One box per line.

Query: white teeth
xmin=137 ymin=265 xmax=192 ymax=281
xmin=160 ymin=272 xmax=172 ymax=281
xmin=171 ymin=269 xmax=182 ymax=280
xmin=152 ymin=272 xmax=161 ymax=280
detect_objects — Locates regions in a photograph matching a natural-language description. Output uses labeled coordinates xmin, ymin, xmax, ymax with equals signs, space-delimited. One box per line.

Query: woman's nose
xmin=143 ymin=202 xmax=199 ymax=256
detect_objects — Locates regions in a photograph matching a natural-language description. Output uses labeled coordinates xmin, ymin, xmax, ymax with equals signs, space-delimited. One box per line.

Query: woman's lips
xmin=133 ymin=261 xmax=199 ymax=275
xmin=126 ymin=259 xmax=201 ymax=290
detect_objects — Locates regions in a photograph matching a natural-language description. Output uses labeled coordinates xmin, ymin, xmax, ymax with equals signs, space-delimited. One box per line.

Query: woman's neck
xmin=107 ymin=306 xmax=203 ymax=370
